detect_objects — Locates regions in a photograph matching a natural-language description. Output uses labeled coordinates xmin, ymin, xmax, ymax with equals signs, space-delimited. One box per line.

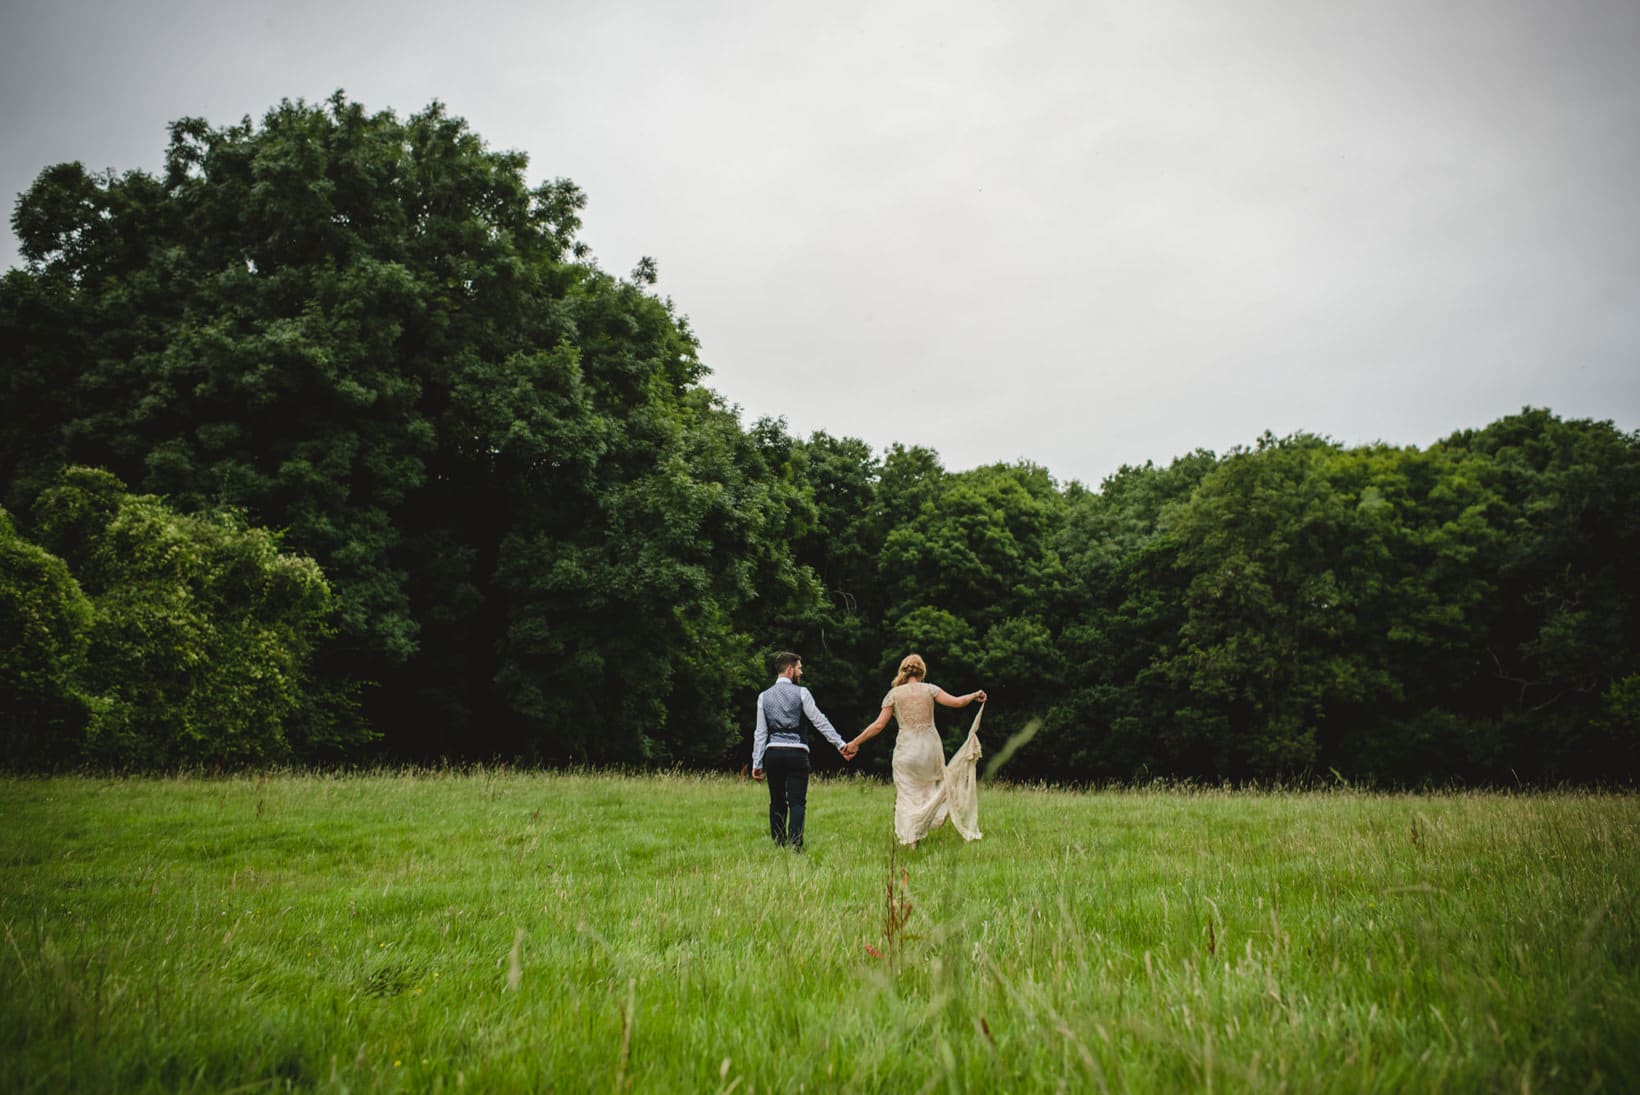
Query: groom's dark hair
xmin=772 ymin=651 xmax=801 ymax=675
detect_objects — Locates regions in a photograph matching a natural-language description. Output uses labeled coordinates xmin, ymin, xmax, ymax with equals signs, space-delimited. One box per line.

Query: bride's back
xmin=889 ymin=682 xmax=938 ymax=732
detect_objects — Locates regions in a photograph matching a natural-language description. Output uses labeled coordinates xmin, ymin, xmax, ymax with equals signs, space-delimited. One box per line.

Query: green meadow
xmin=1 ymin=772 xmax=1635 ymax=1092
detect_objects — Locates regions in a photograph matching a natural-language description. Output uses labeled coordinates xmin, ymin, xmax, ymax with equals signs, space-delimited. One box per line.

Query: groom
xmin=751 ymin=652 xmax=850 ymax=849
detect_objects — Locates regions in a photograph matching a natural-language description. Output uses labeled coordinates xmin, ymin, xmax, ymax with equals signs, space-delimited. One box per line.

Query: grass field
xmin=1 ymin=771 xmax=1636 ymax=1092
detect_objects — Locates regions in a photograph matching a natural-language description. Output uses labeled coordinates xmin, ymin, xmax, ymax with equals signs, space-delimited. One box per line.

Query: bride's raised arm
xmin=934 ymin=687 xmax=987 ymax=708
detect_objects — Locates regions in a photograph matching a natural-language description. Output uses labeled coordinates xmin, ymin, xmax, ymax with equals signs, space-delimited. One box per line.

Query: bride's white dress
xmin=886 ymin=682 xmax=983 ymax=845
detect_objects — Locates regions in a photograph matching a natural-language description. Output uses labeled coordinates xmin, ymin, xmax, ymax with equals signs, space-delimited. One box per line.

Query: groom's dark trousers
xmin=763 ymin=746 xmax=811 ymax=848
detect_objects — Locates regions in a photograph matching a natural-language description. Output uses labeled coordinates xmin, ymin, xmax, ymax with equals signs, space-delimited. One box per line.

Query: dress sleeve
xmin=881 ymin=688 xmax=896 ymax=710
xmin=927 ymin=683 xmax=945 ymax=701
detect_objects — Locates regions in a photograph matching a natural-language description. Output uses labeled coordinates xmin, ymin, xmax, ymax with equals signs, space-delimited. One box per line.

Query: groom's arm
xmin=751 ymin=694 xmax=769 ymax=772
xmin=801 ymin=689 xmax=848 ymax=753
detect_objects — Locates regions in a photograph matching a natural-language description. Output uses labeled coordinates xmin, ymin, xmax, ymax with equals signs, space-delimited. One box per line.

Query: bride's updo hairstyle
xmin=892 ymin=653 xmax=927 ymax=688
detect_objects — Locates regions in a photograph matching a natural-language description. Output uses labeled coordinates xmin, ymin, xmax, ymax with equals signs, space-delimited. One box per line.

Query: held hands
xmin=752 ymin=768 xmax=764 ymax=781
xmin=839 ymin=743 xmax=858 ymax=761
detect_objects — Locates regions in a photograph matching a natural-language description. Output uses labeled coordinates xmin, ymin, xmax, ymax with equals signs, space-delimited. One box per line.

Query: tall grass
xmin=1 ymin=771 xmax=1635 ymax=1091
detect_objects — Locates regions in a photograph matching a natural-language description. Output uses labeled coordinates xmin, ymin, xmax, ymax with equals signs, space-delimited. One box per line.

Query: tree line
xmin=3 ymin=94 xmax=1636 ymax=783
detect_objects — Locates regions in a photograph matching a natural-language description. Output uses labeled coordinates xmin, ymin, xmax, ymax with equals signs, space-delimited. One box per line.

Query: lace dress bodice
xmin=886 ymin=682 xmax=940 ymax=736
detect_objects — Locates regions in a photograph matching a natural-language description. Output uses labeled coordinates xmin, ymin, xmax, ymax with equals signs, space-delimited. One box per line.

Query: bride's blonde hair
xmin=892 ymin=653 xmax=927 ymax=687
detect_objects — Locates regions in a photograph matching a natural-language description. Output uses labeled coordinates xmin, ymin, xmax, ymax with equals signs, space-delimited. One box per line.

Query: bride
xmin=844 ymin=654 xmax=987 ymax=846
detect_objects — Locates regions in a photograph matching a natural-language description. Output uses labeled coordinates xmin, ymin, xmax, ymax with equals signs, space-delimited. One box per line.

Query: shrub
xmin=0 ymin=507 xmax=93 ymax=766
xmin=16 ymin=467 xmax=336 ymax=768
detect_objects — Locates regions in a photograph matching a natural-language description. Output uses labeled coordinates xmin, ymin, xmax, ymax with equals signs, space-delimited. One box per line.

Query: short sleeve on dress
xmin=881 ymin=689 xmax=896 ymax=709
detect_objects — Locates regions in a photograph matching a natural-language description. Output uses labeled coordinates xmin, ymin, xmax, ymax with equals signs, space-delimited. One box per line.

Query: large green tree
xmin=1152 ymin=434 xmax=1494 ymax=778
xmin=2 ymin=93 xmax=819 ymax=762
xmin=1434 ymin=410 xmax=1640 ymax=779
xmin=1044 ymin=450 xmax=1218 ymax=781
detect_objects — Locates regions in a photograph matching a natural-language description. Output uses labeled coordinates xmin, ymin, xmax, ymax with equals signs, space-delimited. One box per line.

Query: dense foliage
xmin=3 ymin=94 xmax=1636 ymax=781
xmin=1040 ymin=422 xmax=1640 ymax=784
xmin=2 ymin=468 xmax=332 ymax=767
xmin=0 ymin=507 xmax=92 ymax=767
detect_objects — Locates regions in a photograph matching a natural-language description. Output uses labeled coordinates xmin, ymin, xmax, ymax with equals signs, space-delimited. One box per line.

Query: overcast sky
xmin=4 ymin=0 xmax=1637 ymax=486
